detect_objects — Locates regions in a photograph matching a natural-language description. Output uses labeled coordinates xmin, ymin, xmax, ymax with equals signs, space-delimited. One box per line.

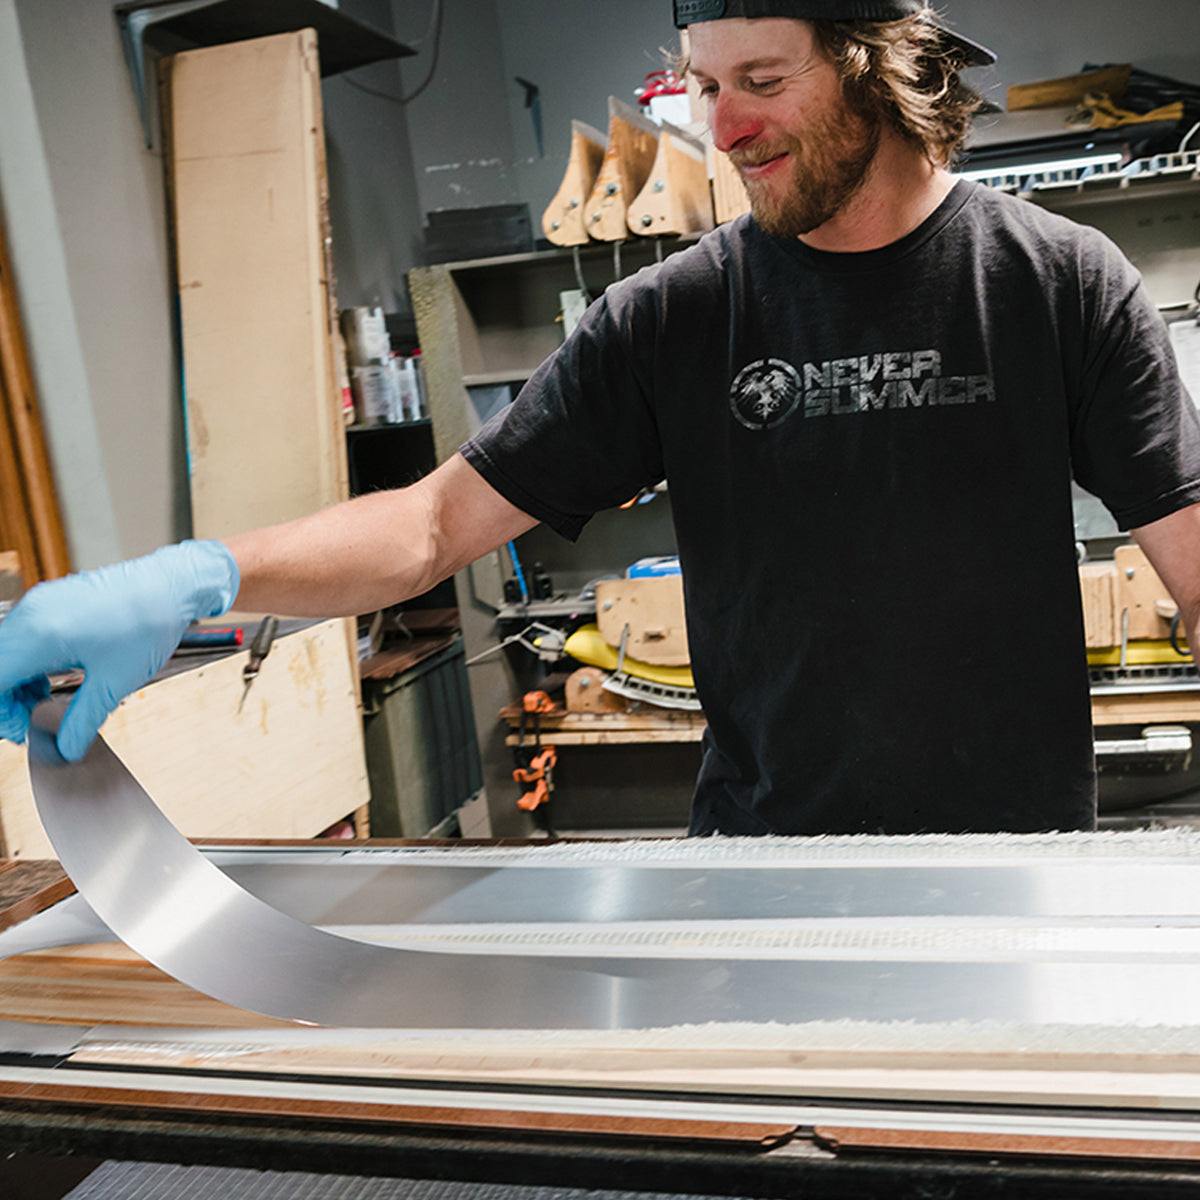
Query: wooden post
xmin=0 ymin=199 xmax=71 ymax=583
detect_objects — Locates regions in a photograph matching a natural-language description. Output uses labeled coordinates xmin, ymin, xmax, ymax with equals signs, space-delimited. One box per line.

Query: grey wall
xmin=325 ymin=0 xmax=424 ymax=313
xmin=5 ymin=0 xmax=175 ymax=567
xmin=409 ymin=0 xmax=1200 ymax=237
xmin=951 ymin=0 xmax=1200 ymax=101
xmin=391 ymin=0 xmax=521 ymax=216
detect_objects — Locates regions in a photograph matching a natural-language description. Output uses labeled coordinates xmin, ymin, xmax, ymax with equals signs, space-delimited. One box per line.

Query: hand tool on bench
xmin=237 ymin=615 xmax=278 ymax=713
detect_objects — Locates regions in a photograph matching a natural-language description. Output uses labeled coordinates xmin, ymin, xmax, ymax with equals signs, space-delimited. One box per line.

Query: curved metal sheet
xmin=213 ymin=860 xmax=1200 ymax=926
xmin=25 ymin=698 xmax=1200 ymax=1030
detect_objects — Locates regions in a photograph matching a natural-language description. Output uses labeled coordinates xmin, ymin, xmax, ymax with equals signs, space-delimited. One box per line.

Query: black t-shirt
xmin=463 ymin=180 xmax=1200 ymax=836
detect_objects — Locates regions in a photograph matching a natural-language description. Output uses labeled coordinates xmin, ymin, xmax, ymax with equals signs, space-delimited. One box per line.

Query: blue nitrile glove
xmin=0 ymin=540 xmax=240 ymax=761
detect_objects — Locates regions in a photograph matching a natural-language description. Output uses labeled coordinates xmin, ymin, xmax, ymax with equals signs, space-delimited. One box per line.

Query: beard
xmin=731 ymin=100 xmax=882 ymax=239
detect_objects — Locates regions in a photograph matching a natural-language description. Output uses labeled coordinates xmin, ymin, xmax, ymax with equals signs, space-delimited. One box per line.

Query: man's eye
xmin=746 ymin=78 xmax=783 ymax=92
xmin=697 ymin=82 xmax=719 ymax=97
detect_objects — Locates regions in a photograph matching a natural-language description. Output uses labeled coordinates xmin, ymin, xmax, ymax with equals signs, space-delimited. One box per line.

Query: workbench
xmin=4 ymin=832 xmax=1200 ymax=1196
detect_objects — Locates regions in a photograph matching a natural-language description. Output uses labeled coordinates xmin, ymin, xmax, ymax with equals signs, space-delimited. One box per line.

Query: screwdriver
xmin=237 ymin=616 xmax=279 ymax=713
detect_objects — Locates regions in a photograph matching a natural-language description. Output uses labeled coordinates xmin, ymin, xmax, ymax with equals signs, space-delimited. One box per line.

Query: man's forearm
xmin=1133 ymin=502 xmax=1200 ymax=662
xmin=224 ymin=489 xmax=437 ymax=616
xmin=223 ymin=453 xmax=539 ymax=617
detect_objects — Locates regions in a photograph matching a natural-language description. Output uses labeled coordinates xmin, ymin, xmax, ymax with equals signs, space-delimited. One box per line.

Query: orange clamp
xmin=513 ymin=747 xmax=557 ymax=784
xmin=522 ymin=690 xmax=556 ymax=715
xmin=517 ymin=778 xmax=552 ymax=812
xmin=514 ymin=746 xmax=556 ymax=812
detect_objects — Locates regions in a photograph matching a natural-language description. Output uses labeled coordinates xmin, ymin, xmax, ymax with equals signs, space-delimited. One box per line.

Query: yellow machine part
xmin=564 ymin=625 xmax=695 ymax=688
xmin=1087 ymin=639 xmax=1191 ymax=667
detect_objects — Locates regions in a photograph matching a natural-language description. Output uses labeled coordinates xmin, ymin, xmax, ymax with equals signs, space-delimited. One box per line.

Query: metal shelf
xmin=117 ymin=0 xmax=413 ymax=147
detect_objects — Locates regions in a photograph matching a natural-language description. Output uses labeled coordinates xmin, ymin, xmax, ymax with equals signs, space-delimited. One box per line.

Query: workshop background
xmin=2 ymin=0 xmax=1200 ymax=847
xmin=0 ymin=0 xmax=1196 ymax=565
xmin=6 ymin=5 xmax=1200 ymax=1198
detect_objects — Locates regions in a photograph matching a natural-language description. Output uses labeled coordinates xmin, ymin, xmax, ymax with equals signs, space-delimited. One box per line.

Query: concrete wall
xmin=326 ymin=0 xmax=424 ymax=314
xmin=391 ymin=0 xmax=520 ymax=217
xmin=444 ymin=0 xmax=1200 ymax=235
xmin=2 ymin=0 xmax=160 ymax=568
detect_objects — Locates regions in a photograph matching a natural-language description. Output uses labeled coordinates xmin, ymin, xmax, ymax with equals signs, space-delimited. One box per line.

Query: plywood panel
xmin=0 ymin=620 xmax=368 ymax=858
xmin=595 ymin=576 xmax=689 ymax=666
xmin=170 ymin=30 xmax=347 ymax=538
xmin=1114 ymin=545 xmax=1176 ymax=641
xmin=1079 ymin=562 xmax=1118 ymax=648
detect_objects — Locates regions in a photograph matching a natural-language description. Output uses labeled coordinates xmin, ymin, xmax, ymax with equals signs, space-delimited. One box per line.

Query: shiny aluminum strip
xmin=25 ymin=699 xmax=1200 ymax=1029
xmin=213 ymin=859 xmax=1200 ymax=926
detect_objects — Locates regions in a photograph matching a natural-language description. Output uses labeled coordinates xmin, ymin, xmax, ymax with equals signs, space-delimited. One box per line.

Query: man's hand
xmin=0 ymin=540 xmax=239 ymax=761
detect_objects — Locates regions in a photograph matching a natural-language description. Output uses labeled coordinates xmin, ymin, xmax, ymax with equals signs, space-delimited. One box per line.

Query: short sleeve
xmin=461 ymin=274 xmax=667 ymax=541
xmin=1070 ymin=241 xmax=1200 ymax=530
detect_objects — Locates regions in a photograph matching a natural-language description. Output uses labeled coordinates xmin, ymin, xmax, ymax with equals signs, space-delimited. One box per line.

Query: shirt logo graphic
xmin=801 ymin=350 xmax=996 ymax=417
xmin=729 ymin=359 xmax=802 ymax=430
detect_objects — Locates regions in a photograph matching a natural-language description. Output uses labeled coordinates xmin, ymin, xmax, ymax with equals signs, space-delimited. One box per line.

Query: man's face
xmin=687 ymin=18 xmax=882 ymax=238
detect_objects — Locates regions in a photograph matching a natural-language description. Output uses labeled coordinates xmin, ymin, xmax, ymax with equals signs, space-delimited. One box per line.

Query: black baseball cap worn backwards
xmin=673 ymin=0 xmax=996 ymax=67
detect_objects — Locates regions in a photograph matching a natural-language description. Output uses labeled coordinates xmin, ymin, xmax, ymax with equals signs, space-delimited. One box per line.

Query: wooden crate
xmin=0 ymin=620 xmax=368 ymax=859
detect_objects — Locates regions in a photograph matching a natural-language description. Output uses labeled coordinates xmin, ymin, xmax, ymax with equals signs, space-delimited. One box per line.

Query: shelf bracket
xmin=115 ymin=0 xmax=414 ymax=150
xmin=116 ymin=1 xmax=214 ymax=149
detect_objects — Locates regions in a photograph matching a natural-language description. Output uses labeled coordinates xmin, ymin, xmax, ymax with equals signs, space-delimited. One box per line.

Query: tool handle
xmin=247 ymin=616 xmax=279 ymax=665
xmin=179 ymin=627 xmax=244 ymax=648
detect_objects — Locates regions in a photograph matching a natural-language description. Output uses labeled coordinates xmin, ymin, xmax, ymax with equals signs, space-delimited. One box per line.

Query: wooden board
xmin=815 ymin=1125 xmax=1200 ymax=1164
xmin=627 ymin=126 xmax=714 ymax=238
xmin=10 ymin=939 xmax=1200 ymax=1117
xmin=542 ymin=121 xmax=607 ymax=247
xmin=0 ymin=200 xmax=71 ymax=584
xmin=584 ymin=98 xmax=660 ymax=243
xmin=0 ymin=860 xmax=72 ymax=932
xmin=1007 ymin=65 xmax=1131 ymax=113
xmin=1079 ymin=562 xmax=1118 ymax=649
xmin=0 ymin=620 xmax=368 ymax=858
xmin=1090 ymin=691 xmax=1200 ymax=726
xmin=565 ymin=667 xmax=626 ymax=713
xmin=505 ymin=709 xmax=706 ymax=747
xmin=595 ymin=576 xmax=689 ymax=666
xmin=1114 ymin=545 xmax=1176 ymax=642
xmin=0 ymin=943 xmax=292 ymax=1028
xmin=169 ymin=30 xmax=348 ymax=539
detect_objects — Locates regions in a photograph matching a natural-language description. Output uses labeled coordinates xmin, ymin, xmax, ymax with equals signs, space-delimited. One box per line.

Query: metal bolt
xmin=640 ymin=214 xmax=653 ymax=227
xmin=551 ymin=220 xmax=561 ymax=231
xmin=602 ymin=600 xmax=613 ymax=611
xmin=591 ymin=212 xmax=601 ymax=222
xmin=568 ymin=197 xmax=580 ymax=208
xmin=605 ymin=182 xmax=619 ymax=196
xmin=1126 ymin=568 xmax=1136 ymax=579
xmin=579 ymin=676 xmax=592 ymax=689
xmin=652 ymin=179 xmax=665 ymax=192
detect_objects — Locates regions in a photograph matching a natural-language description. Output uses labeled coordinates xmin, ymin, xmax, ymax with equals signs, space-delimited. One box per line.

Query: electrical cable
xmin=571 ymin=246 xmax=592 ymax=304
xmin=1170 ymin=612 xmax=1190 ymax=659
xmin=340 ymin=0 xmax=444 ymax=106
xmin=506 ymin=541 xmax=529 ymax=604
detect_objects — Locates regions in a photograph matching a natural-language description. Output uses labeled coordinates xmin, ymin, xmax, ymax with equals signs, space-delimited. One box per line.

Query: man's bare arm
xmin=225 ymin=452 xmax=540 ymax=616
xmin=1132 ymin=500 xmax=1200 ymax=653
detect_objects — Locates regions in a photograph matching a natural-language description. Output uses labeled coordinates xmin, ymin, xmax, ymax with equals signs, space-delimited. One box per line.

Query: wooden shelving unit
xmin=409 ymin=239 xmax=700 ymax=835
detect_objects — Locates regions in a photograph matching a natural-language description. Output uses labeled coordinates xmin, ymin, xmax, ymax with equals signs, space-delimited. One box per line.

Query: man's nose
xmin=709 ymin=92 xmax=763 ymax=154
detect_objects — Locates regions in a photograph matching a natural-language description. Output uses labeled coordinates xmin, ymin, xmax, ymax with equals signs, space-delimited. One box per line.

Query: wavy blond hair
xmin=810 ymin=16 xmax=983 ymax=165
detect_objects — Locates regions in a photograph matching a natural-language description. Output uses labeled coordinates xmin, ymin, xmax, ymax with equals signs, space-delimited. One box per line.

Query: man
xmin=2 ymin=1 xmax=1199 ymax=837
